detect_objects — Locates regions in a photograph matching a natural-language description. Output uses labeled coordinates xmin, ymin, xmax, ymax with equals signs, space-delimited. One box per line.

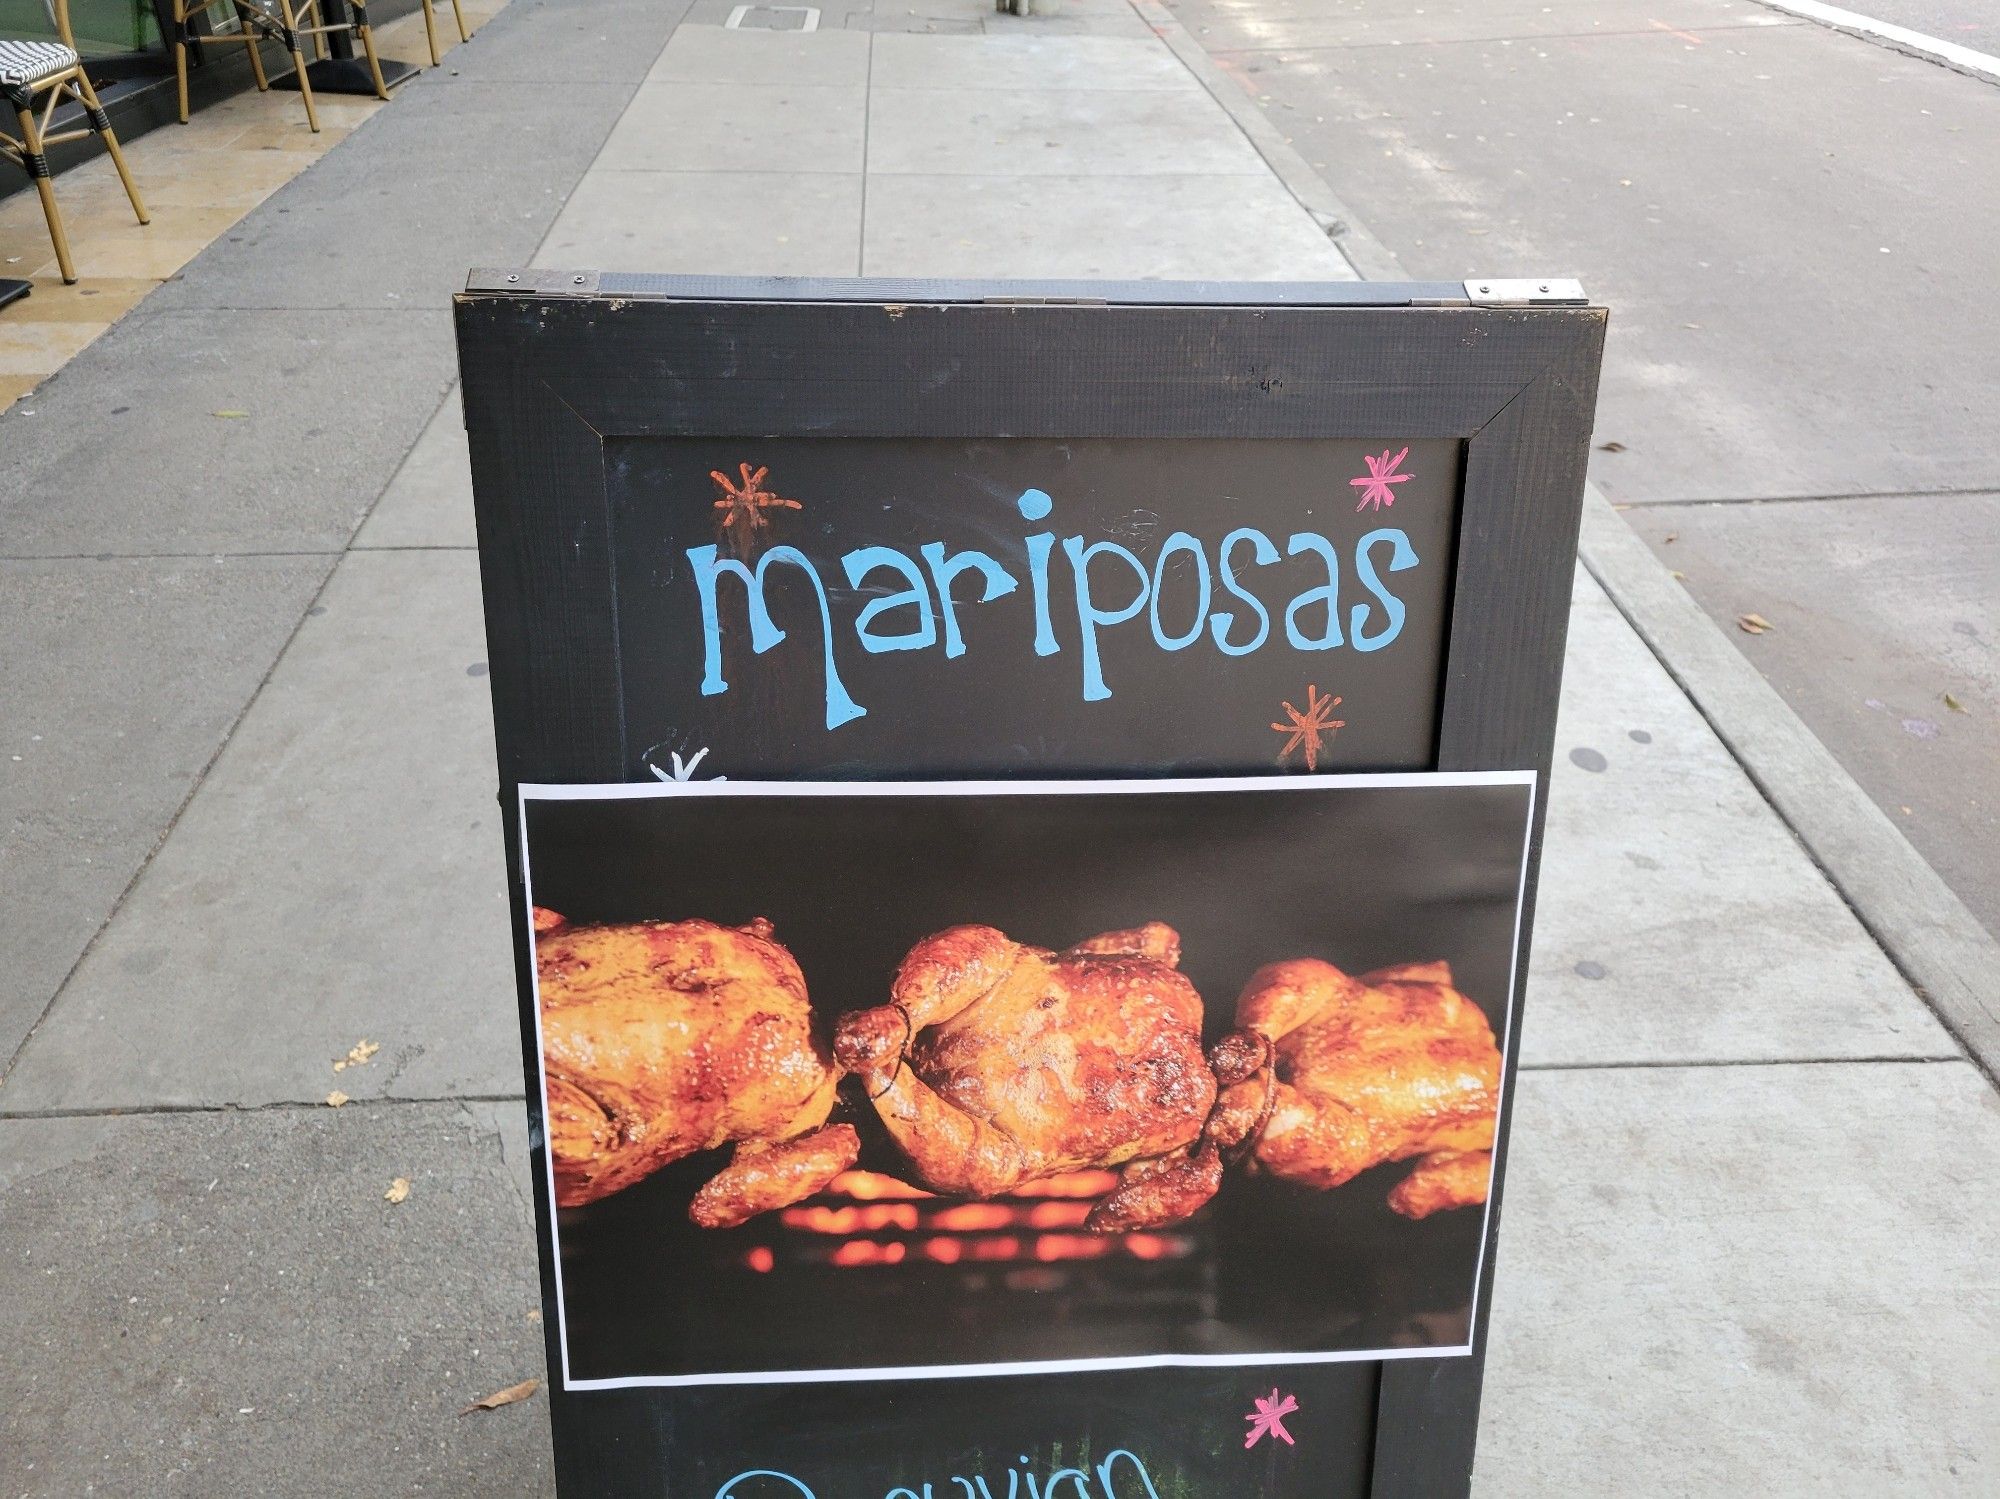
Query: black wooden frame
xmin=454 ymin=273 xmax=1607 ymax=1499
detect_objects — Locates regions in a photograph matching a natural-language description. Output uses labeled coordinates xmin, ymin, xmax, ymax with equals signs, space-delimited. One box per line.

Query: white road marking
xmin=1753 ymin=0 xmax=2000 ymax=80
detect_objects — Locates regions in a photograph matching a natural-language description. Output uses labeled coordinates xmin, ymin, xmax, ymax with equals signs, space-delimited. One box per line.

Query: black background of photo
xmin=526 ymin=778 xmax=1531 ymax=1384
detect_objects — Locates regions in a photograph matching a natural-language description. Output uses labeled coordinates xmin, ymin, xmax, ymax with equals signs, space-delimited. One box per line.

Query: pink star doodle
xmin=1350 ymin=446 xmax=1412 ymax=511
xmin=1243 ymin=1389 xmax=1299 ymax=1449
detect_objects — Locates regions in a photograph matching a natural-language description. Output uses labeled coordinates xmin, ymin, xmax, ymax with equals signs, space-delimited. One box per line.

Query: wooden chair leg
xmin=354 ymin=3 xmax=389 ymax=97
xmin=420 ymin=0 xmax=440 ymax=67
xmin=174 ymin=33 xmax=191 ymax=121
xmin=15 ymin=106 xmax=77 ymax=283
xmin=290 ymin=46 xmax=321 ymax=130
xmin=226 ymin=4 xmax=272 ymax=90
xmin=74 ymin=74 xmax=150 ymax=224
xmin=450 ymin=0 xmax=468 ymax=43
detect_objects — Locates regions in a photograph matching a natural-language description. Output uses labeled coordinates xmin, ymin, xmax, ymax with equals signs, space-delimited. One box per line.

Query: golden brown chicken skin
xmin=533 ymin=908 xmax=857 ymax=1224
xmin=1209 ymin=958 xmax=1499 ymax=1219
xmin=835 ymin=922 xmax=1241 ymax=1231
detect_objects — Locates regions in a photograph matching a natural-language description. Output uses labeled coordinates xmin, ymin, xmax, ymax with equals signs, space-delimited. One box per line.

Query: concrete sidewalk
xmin=1 ymin=0 xmax=1994 ymax=1493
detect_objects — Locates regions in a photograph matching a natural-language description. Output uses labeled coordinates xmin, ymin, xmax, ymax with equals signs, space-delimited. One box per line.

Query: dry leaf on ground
xmin=1737 ymin=613 xmax=1773 ymax=635
xmin=1943 ymin=692 xmax=1967 ymax=713
xmin=384 ymin=1177 xmax=411 ymax=1205
xmin=325 ymin=1091 xmax=349 ymax=1108
xmin=336 ymin=1039 xmax=380 ymax=1073
xmin=461 ymin=1378 xmax=540 ymax=1415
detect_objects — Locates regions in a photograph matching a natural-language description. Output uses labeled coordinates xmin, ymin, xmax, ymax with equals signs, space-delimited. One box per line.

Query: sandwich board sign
xmin=455 ymin=272 xmax=1604 ymax=1499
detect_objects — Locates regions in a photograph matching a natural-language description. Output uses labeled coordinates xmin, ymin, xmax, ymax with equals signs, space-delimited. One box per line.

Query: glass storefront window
xmin=0 ymin=0 xmax=163 ymax=54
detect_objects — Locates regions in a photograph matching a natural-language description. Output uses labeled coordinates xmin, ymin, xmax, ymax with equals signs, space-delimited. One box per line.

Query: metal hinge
xmin=464 ymin=268 xmax=601 ymax=295
xmin=1463 ymin=277 xmax=1587 ymax=306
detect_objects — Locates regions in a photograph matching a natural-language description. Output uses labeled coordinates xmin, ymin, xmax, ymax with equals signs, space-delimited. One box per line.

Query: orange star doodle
xmin=1271 ymin=685 xmax=1345 ymax=771
xmin=710 ymin=463 xmax=801 ymax=550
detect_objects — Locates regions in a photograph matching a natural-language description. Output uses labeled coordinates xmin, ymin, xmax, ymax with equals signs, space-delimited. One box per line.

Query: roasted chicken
xmin=533 ymin=907 xmax=858 ymax=1225
xmin=834 ymin=922 xmax=1255 ymax=1231
xmin=1210 ymin=958 xmax=1499 ymax=1219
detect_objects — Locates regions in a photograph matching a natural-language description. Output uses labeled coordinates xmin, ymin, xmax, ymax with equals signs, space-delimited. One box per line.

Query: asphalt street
xmin=1766 ymin=0 xmax=2000 ymax=59
xmin=1164 ymin=0 xmax=2000 ymax=937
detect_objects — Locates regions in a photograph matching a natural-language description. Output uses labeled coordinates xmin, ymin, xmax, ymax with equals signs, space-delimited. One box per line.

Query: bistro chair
xmin=418 ymin=0 xmax=470 ymax=68
xmin=172 ymin=0 xmax=388 ymax=134
xmin=0 ymin=0 xmax=150 ymax=285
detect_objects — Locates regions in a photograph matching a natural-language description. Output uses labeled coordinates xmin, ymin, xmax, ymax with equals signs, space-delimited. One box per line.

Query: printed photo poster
xmin=519 ymin=773 xmax=1535 ymax=1499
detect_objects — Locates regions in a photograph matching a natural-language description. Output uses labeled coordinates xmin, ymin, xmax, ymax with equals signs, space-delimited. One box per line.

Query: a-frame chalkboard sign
xmin=455 ymin=273 xmax=1605 ymax=1499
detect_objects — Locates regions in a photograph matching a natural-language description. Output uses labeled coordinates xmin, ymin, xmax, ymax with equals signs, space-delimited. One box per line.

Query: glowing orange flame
xmin=826 ymin=1171 xmax=933 ymax=1201
xmin=1033 ymin=1233 xmax=1113 ymax=1262
xmin=1008 ymin=1171 xmax=1120 ymax=1199
xmin=782 ymin=1204 xmax=921 ymax=1234
xmin=969 ymin=1236 xmax=1022 ymax=1261
xmin=831 ymin=1239 xmax=908 ymax=1267
xmin=921 ymin=1237 xmax=963 ymax=1264
xmin=930 ymin=1203 xmax=1017 ymax=1232
xmin=1026 ymin=1201 xmax=1092 ymax=1229
xmin=743 ymin=1246 xmax=775 ymax=1273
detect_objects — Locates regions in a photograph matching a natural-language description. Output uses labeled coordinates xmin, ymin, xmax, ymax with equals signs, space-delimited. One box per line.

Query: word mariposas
xmin=688 ymin=488 xmax=1422 ymax=729
xmin=714 ymin=1449 xmax=1165 ymax=1499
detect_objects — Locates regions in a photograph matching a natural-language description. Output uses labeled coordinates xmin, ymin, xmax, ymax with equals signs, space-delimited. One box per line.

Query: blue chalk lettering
xmin=1026 ymin=531 xmax=1060 ymax=657
xmin=1147 ymin=531 xmax=1211 ymax=651
xmin=1282 ymin=532 xmax=1344 ymax=650
xmin=919 ymin=542 xmax=1019 ymax=659
xmin=1062 ymin=536 xmax=1150 ymax=701
xmin=1211 ymin=526 xmax=1278 ymax=656
xmin=842 ymin=545 xmax=939 ymax=653
xmin=687 ymin=544 xmax=866 ymax=730
xmin=1095 ymin=1452 xmax=1161 ymax=1499
xmin=1350 ymin=526 xmax=1418 ymax=652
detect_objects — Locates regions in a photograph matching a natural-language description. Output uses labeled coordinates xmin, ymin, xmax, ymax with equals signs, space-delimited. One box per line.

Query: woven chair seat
xmin=0 ymin=38 xmax=78 ymax=88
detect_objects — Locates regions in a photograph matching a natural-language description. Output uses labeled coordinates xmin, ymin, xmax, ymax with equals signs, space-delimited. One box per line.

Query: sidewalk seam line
xmin=0 ymin=1093 xmax=528 ymax=1122
xmin=1519 ymin=1054 xmax=1966 ymax=1074
xmin=1 ymin=545 xmax=477 ymax=561
xmin=857 ymin=20 xmax=875 ymax=276
xmin=1205 ymin=19 xmax=1809 ymax=57
xmin=1610 ymin=485 xmax=2000 ymax=509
